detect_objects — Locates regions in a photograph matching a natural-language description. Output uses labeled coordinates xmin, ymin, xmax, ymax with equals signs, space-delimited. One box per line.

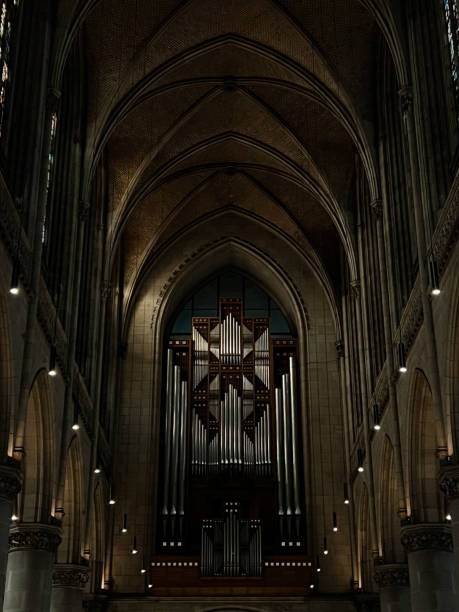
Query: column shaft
xmin=3 ymin=523 xmax=61 ymax=612
xmin=0 ymin=464 xmax=21 ymax=606
xmin=401 ymin=523 xmax=457 ymax=612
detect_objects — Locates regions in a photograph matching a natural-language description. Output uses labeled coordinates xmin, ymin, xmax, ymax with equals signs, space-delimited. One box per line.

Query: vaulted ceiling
xmin=54 ymin=0 xmax=406 ymax=308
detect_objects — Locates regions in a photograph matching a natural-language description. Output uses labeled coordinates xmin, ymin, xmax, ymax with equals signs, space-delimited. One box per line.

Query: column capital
xmin=52 ymin=563 xmax=89 ymax=589
xmin=335 ymin=339 xmax=344 ymax=358
xmin=374 ymin=563 xmax=409 ymax=588
xmin=398 ymin=85 xmax=413 ymax=116
xmin=350 ymin=279 xmax=360 ymax=299
xmin=370 ymin=198 xmax=383 ymax=218
xmin=0 ymin=463 xmax=22 ymax=501
xmin=8 ymin=522 xmax=62 ymax=553
xmin=401 ymin=523 xmax=453 ymax=553
xmin=439 ymin=464 xmax=459 ymax=499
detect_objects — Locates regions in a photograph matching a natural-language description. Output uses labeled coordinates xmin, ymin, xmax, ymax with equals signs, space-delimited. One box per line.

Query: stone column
xmin=0 ymin=463 xmax=21 ymax=606
xmin=401 ymin=523 xmax=457 ymax=612
xmin=374 ymin=563 xmax=411 ymax=612
xmin=3 ymin=522 xmax=61 ymax=612
xmin=51 ymin=564 xmax=89 ymax=612
xmin=439 ymin=464 xmax=459 ymax=581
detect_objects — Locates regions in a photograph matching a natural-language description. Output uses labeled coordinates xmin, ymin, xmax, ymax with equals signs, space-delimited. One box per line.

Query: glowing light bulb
xmin=72 ymin=423 xmax=80 ymax=431
xmin=399 ymin=365 xmax=407 ymax=373
xmin=374 ymin=423 xmax=381 ymax=431
xmin=140 ymin=568 xmax=146 ymax=574
xmin=11 ymin=514 xmax=18 ymax=521
xmin=358 ymin=466 xmax=364 ymax=473
xmin=9 ymin=286 xmax=19 ymax=295
xmin=109 ymin=499 xmax=116 ymax=505
xmin=94 ymin=467 xmax=101 ymax=474
xmin=432 ymin=288 xmax=440 ymax=296
xmin=446 ymin=513 xmax=452 ymax=521
xmin=344 ymin=499 xmax=350 ymax=505
xmin=310 ymin=584 xmax=314 ymax=588
xmin=48 ymin=368 xmax=57 ymax=377
xmin=132 ymin=548 xmax=138 ymax=555
xmin=148 ymin=584 xmax=153 ymax=589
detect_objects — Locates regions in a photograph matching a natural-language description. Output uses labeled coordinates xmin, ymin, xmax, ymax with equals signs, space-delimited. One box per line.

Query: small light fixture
xmin=344 ymin=482 xmax=350 ymax=505
xmin=131 ymin=535 xmax=138 ymax=555
xmin=357 ymin=448 xmax=364 ymax=473
xmin=48 ymin=346 xmax=57 ymax=377
xmin=108 ymin=485 xmax=116 ymax=505
xmin=323 ymin=536 xmax=328 ymax=555
xmin=429 ymin=258 xmax=440 ymax=296
xmin=9 ymin=260 xmax=20 ymax=295
xmin=316 ymin=555 xmax=321 ymax=572
xmin=11 ymin=514 xmax=18 ymax=521
xmin=373 ymin=404 xmax=381 ymax=431
xmin=398 ymin=343 xmax=407 ymax=373
xmin=446 ymin=513 xmax=452 ymax=521
xmin=72 ymin=406 xmax=79 ymax=431
xmin=332 ymin=511 xmax=338 ymax=532
xmin=140 ymin=568 xmax=146 ymax=574
xmin=121 ymin=513 xmax=128 ymax=533
xmin=94 ymin=467 xmax=101 ymax=474
xmin=309 ymin=584 xmax=314 ymax=589
xmin=148 ymin=584 xmax=153 ymax=589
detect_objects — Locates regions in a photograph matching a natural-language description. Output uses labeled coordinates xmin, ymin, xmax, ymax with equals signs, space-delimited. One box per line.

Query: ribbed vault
xmin=54 ymin=0 xmax=407 ymax=312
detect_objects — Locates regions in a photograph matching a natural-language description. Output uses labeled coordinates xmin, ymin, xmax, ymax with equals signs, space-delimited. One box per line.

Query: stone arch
xmin=58 ymin=435 xmax=84 ymax=564
xmin=379 ymin=435 xmax=403 ymax=563
xmin=18 ymin=370 xmax=55 ymax=523
xmin=408 ymin=369 xmax=442 ymax=523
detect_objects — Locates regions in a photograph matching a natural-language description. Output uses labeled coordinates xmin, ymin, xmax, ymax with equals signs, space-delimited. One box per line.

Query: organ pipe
xmin=289 ymin=357 xmax=301 ymax=515
xmin=162 ymin=349 xmax=174 ymax=515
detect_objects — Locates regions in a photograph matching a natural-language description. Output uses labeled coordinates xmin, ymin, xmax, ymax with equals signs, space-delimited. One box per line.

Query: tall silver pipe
xmin=162 ymin=349 xmax=174 ymax=515
xmin=282 ymin=374 xmax=292 ymax=515
xmin=288 ymin=356 xmax=301 ymax=515
xmin=266 ymin=403 xmax=271 ymax=464
xmin=170 ymin=365 xmax=181 ymax=514
xmin=233 ymin=387 xmax=237 ymax=465
xmin=178 ymin=381 xmax=187 ymax=515
xmin=238 ymin=396 xmax=242 ymax=464
xmin=275 ymin=388 xmax=284 ymax=513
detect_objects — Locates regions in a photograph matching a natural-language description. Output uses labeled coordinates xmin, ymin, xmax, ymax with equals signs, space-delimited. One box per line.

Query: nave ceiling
xmin=54 ymin=0 xmax=406 ymax=310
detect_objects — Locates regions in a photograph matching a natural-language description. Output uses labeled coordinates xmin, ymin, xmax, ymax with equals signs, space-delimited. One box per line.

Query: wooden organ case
xmin=154 ymin=298 xmax=311 ymax=595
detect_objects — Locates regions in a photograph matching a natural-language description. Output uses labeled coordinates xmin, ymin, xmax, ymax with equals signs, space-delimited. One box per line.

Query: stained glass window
xmin=444 ymin=0 xmax=459 ymax=115
xmin=0 ymin=0 xmax=20 ymax=138
xmin=42 ymin=112 xmax=58 ymax=244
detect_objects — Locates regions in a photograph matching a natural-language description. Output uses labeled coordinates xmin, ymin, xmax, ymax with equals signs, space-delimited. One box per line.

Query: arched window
xmin=0 ymin=0 xmax=20 ymax=138
xmin=444 ymin=0 xmax=459 ymax=117
xmin=156 ymin=271 xmax=306 ymax=581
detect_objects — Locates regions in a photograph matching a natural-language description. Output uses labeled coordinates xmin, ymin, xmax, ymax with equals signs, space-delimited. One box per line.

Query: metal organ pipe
xmin=178 ymin=381 xmax=187 ymax=515
xmin=162 ymin=349 xmax=174 ymax=515
xmin=275 ymin=389 xmax=284 ymax=515
xmin=170 ymin=365 xmax=181 ymax=515
xmin=282 ymin=373 xmax=292 ymax=515
xmin=288 ymin=357 xmax=301 ymax=515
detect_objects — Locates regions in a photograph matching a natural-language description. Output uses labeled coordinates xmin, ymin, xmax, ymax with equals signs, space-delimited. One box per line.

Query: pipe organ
xmin=200 ymin=503 xmax=263 ymax=577
xmin=160 ymin=297 xmax=304 ymax=564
